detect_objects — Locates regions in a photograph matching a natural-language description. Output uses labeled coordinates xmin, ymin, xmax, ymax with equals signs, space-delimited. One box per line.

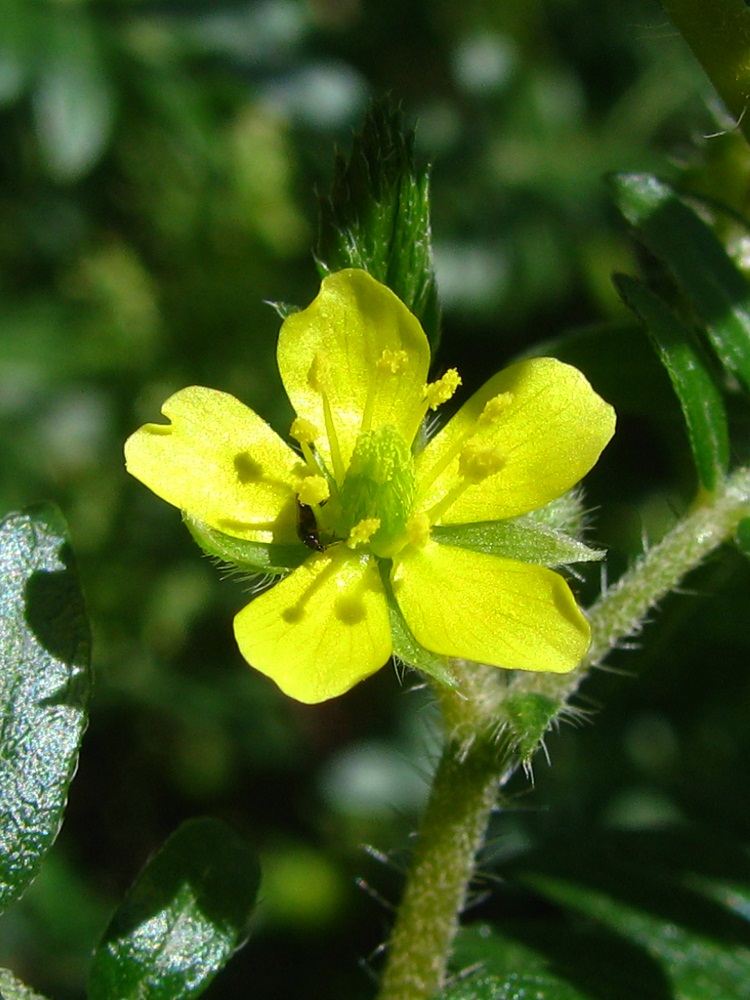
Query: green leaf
xmin=432 ymin=519 xmax=604 ymax=566
xmin=317 ymin=97 xmax=441 ymax=348
xmin=88 ymin=818 xmax=261 ymax=1000
xmin=451 ymin=921 xmax=667 ymax=1000
xmin=610 ymin=172 xmax=750 ymax=394
xmin=455 ymin=826 xmax=750 ymax=1000
xmin=439 ymin=973 xmax=530 ymax=1000
xmin=504 ymin=692 xmax=559 ymax=763
xmin=0 ymin=504 xmax=91 ymax=915
xmin=0 ymin=968 xmax=49 ymax=1000
xmin=614 ymin=273 xmax=730 ymax=491
xmin=184 ymin=515 xmax=308 ymax=576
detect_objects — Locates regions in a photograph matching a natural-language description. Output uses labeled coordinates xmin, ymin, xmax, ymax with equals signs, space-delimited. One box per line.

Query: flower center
xmin=320 ymin=425 xmax=416 ymax=557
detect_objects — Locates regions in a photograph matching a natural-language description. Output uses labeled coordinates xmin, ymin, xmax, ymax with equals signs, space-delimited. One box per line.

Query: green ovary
xmin=324 ymin=425 xmax=416 ymax=556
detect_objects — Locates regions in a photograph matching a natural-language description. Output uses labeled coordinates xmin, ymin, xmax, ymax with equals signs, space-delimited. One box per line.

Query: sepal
xmin=379 ymin=561 xmax=457 ymax=688
xmin=432 ymin=517 xmax=604 ymax=567
xmin=185 ymin=515 xmax=308 ymax=575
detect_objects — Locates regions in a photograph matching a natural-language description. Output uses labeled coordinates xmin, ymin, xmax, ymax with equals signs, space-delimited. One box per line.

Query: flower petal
xmin=278 ymin=269 xmax=431 ymax=474
xmin=392 ymin=541 xmax=589 ymax=673
xmin=125 ymin=386 xmax=300 ymax=543
xmin=234 ymin=546 xmax=392 ymax=703
xmin=415 ymin=357 xmax=615 ymax=522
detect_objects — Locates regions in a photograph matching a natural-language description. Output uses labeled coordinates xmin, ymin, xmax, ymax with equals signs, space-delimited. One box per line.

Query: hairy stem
xmin=660 ymin=0 xmax=750 ymax=143
xmin=376 ymin=733 xmax=511 ymax=1000
xmin=514 ymin=467 xmax=750 ymax=709
xmin=377 ymin=468 xmax=750 ymax=1000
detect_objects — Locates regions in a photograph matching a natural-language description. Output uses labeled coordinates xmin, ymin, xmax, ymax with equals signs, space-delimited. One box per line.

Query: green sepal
xmin=0 ymin=968 xmax=50 ymax=1000
xmin=432 ymin=518 xmax=604 ymax=567
xmin=0 ymin=504 xmax=92 ymax=916
xmin=185 ymin=515 xmax=308 ymax=576
xmin=610 ymin=172 xmax=750 ymax=394
xmin=88 ymin=818 xmax=261 ymax=1000
xmin=378 ymin=560 xmax=457 ymax=688
xmin=615 ymin=273 xmax=730 ymax=492
xmin=504 ymin=692 xmax=559 ymax=764
xmin=317 ymin=97 xmax=441 ymax=348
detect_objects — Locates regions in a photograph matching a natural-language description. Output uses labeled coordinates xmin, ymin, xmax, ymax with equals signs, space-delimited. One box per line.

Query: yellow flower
xmin=125 ymin=269 xmax=615 ymax=704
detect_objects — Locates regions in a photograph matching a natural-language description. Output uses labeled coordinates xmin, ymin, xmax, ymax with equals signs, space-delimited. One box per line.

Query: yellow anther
xmin=478 ymin=391 xmax=513 ymax=425
xmin=405 ymin=512 xmax=431 ymax=548
xmin=307 ymin=353 xmax=330 ymax=392
xmin=458 ymin=443 xmax=506 ymax=484
xmin=290 ymin=417 xmax=320 ymax=444
xmin=297 ymin=475 xmax=330 ymax=506
xmin=425 ymin=369 xmax=462 ymax=411
xmin=377 ymin=348 xmax=410 ymax=374
xmin=346 ymin=518 xmax=381 ymax=549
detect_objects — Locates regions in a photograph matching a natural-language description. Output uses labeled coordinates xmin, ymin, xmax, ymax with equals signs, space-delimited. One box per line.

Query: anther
xmin=425 ymin=369 xmax=462 ymax=410
xmin=290 ymin=417 xmax=320 ymax=444
xmin=478 ymin=391 xmax=513 ymax=425
xmin=346 ymin=518 xmax=381 ymax=549
xmin=458 ymin=443 xmax=506 ymax=484
xmin=376 ymin=348 xmax=410 ymax=374
xmin=297 ymin=475 xmax=330 ymax=506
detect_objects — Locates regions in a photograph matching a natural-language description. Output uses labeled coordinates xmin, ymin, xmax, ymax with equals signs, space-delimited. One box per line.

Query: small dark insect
xmin=296 ymin=500 xmax=326 ymax=551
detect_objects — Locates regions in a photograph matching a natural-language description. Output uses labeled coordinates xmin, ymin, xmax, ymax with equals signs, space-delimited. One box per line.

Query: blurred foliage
xmin=1 ymin=1 xmax=748 ymax=998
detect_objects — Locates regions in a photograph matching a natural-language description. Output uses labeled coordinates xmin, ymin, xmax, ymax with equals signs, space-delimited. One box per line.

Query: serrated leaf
xmin=452 ymin=921 xmax=668 ymax=1000
xmin=432 ymin=519 xmax=604 ymax=566
xmin=317 ymin=97 xmax=441 ymax=347
xmin=465 ymin=827 xmax=750 ymax=1000
xmin=0 ymin=968 xmax=49 ymax=1000
xmin=614 ymin=273 xmax=730 ymax=491
xmin=0 ymin=504 xmax=91 ymax=916
xmin=185 ymin=515 xmax=307 ymax=576
xmin=88 ymin=818 xmax=261 ymax=1000
xmin=610 ymin=173 xmax=750 ymax=394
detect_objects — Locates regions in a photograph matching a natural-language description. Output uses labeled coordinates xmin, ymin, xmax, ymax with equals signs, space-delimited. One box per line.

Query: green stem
xmin=376 ymin=730 xmax=511 ymax=1000
xmin=514 ymin=467 xmax=750 ymax=709
xmin=377 ymin=469 xmax=750 ymax=1000
xmin=660 ymin=0 xmax=750 ymax=144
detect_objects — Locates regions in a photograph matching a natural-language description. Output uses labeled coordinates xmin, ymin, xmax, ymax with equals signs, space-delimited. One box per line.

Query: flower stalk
xmin=377 ymin=467 xmax=750 ymax=1000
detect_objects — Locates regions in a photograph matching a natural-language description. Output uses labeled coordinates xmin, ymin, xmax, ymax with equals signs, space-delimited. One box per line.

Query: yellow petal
xmin=125 ymin=386 xmax=300 ymax=543
xmin=392 ymin=541 xmax=589 ymax=673
xmin=415 ymin=357 xmax=615 ymax=523
xmin=234 ymin=546 xmax=392 ymax=703
xmin=277 ymin=270 xmax=430 ymax=475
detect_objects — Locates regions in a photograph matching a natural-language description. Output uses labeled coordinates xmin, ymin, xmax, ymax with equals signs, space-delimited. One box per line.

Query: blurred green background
xmin=2 ymin=1 xmax=749 ymax=998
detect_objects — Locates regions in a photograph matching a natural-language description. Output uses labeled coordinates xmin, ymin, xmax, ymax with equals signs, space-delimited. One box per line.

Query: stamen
xmin=416 ymin=389 xmax=511 ymax=496
xmin=377 ymin=348 xmax=410 ymax=375
xmin=425 ymin=369 xmax=462 ymax=410
xmin=478 ymin=391 xmax=513 ymax=425
xmin=290 ymin=417 xmax=320 ymax=444
xmin=405 ymin=512 xmax=431 ymax=548
xmin=360 ymin=348 xmax=412 ymax=436
xmin=297 ymin=475 xmax=330 ymax=506
xmin=458 ymin=443 xmax=506 ymax=483
xmin=309 ymin=353 xmax=346 ymax=484
xmin=346 ymin=518 xmax=381 ymax=549
xmin=404 ymin=368 xmax=463 ymax=445
xmin=424 ymin=444 xmax=506 ymax=525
